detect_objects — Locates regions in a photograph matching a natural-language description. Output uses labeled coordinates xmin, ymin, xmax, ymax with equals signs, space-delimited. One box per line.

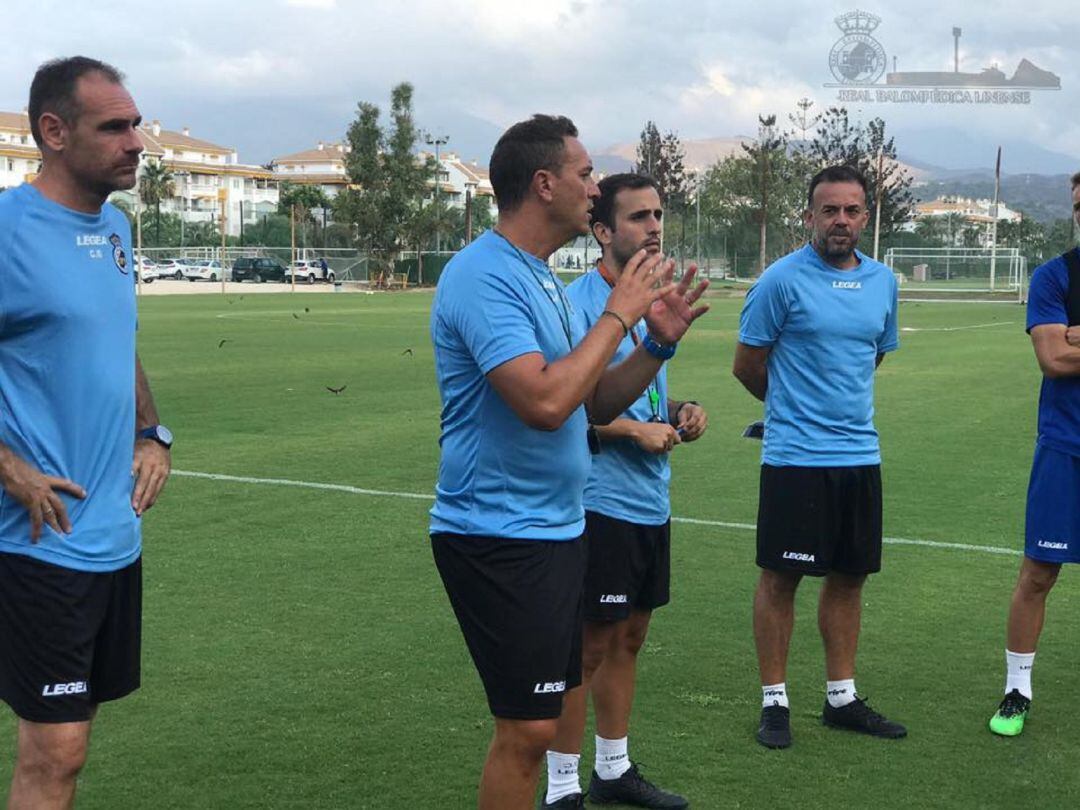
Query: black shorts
xmin=431 ymin=533 xmax=585 ymax=720
xmin=756 ymin=464 xmax=882 ymax=577
xmin=0 ymin=553 xmax=142 ymax=723
xmin=584 ymin=511 xmax=671 ymax=622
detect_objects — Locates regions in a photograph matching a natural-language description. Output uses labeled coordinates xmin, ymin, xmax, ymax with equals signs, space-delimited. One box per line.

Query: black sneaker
xmin=587 ymin=763 xmax=688 ymax=809
xmin=756 ymin=704 xmax=792 ymax=749
xmin=541 ymin=793 xmax=585 ymax=809
xmin=822 ymin=696 xmax=907 ymax=738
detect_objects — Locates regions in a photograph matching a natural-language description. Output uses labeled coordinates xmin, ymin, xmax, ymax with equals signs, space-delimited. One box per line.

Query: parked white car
xmin=286 ymin=259 xmax=335 ymax=284
xmin=132 ymin=255 xmax=157 ymax=283
xmin=181 ymin=259 xmax=226 ymax=282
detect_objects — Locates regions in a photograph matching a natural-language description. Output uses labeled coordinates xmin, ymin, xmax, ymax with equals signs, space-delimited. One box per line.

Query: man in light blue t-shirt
xmin=987 ymin=172 xmax=1080 ymax=737
xmin=541 ymin=174 xmax=706 ymax=810
xmin=430 ymin=116 xmax=709 ymax=810
xmin=0 ymin=58 xmax=171 ymax=808
xmin=734 ymin=165 xmax=903 ymax=750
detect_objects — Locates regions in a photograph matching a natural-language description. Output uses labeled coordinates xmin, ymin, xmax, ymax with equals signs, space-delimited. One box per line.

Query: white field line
xmin=900 ymin=321 xmax=1016 ymax=333
xmin=173 ymin=469 xmax=1021 ymax=557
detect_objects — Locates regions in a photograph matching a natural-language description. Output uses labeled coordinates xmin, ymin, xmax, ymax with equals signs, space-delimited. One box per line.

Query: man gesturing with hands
xmin=429 ymin=115 xmax=707 ymax=810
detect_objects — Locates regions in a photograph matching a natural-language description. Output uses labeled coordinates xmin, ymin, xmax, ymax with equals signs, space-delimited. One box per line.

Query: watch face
xmin=157 ymin=425 xmax=174 ymax=446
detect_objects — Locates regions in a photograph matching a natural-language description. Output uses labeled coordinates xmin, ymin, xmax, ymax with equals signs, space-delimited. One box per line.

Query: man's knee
xmin=492 ymin=717 xmax=559 ymax=761
xmin=582 ymin=622 xmax=618 ymax=676
xmin=614 ymin=611 xmax=651 ymax=656
xmin=1018 ymin=559 xmax=1061 ymax=596
xmin=17 ymin=721 xmax=91 ymax=784
xmin=757 ymin=569 xmax=801 ymax=601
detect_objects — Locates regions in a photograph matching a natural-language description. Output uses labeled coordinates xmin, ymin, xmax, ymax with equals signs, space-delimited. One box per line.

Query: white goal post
xmin=883 ymin=246 xmax=1028 ymax=303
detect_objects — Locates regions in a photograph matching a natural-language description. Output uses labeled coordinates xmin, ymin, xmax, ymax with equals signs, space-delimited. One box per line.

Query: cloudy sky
xmin=1 ymin=0 xmax=1076 ymax=171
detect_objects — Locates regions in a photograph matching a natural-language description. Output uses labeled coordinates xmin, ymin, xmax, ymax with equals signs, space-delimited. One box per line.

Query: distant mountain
xmin=599 ymin=136 xmax=754 ymax=173
xmin=895 ymin=127 xmax=1079 ymax=176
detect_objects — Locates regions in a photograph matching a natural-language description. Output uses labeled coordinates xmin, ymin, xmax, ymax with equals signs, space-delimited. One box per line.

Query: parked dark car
xmin=232 ymin=257 xmax=288 ymax=283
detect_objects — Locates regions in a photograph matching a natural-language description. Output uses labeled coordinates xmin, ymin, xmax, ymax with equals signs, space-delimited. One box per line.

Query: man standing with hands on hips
xmin=734 ymin=165 xmax=903 ymax=750
xmin=542 ymin=173 xmax=706 ymax=809
xmin=0 ymin=56 xmax=172 ymax=809
xmin=430 ymin=115 xmax=708 ymax=810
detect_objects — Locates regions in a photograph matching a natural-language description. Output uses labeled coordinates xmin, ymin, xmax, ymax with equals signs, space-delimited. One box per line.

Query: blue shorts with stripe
xmin=1025 ymin=443 xmax=1080 ymax=564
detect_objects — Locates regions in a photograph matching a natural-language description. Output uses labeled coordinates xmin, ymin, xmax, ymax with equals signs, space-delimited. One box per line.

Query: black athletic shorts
xmin=756 ymin=464 xmax=882 ymax=577
xmin=431 ymin=533 xmax=585 ymax=720
xmin=0 ymin=553 xmax=142 ymax=723
xmin=584 ymin=511 xmax=670 ymax=622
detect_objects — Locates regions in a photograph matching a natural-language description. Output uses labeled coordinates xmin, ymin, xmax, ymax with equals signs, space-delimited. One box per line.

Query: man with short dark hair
xmin=0 ymin=56 xmax=171 ymax=809
xmin=733 ymin=164 xmax=903 ymax=750
xmin=430 ymin=116 xmax=708 ymax=809
xmin=539 ymin=173 xmax=705 ymax=809
xmin=987 ymin=171 xmax=1080 ymax=737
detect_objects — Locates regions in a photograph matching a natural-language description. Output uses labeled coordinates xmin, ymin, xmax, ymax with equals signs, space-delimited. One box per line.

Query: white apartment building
xmin=913 ymin=196 xmax=1022 ymax=226
xmin=0 ymin=111 xmax=278 ymax=238
xmin=269 ymin=141 xmax=350 ymax=198
xmin=0 ymin=111 xmax=40 ymax=188
xmin=134 ymin=121 xmax=278 ymax=238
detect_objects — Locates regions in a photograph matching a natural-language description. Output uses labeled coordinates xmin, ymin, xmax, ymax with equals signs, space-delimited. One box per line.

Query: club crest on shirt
xmin=109 ymin=233 xmax=128 ymax=274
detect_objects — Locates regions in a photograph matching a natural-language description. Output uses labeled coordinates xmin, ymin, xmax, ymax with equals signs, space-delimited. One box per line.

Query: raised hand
xmin=602 ymin=250 xmax=678 ymax=328
xmin=643 ymin=264 xmax=710 ymax=346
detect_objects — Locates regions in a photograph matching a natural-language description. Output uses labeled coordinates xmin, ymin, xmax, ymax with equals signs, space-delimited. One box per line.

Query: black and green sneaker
xmin=822 ymin=696 xmax=907 ymax=738
xmin=989 ymin=690 xmax=1031 ymax=737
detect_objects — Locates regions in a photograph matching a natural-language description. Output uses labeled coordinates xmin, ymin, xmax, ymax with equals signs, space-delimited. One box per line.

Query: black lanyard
xmin=493 ymin=230 xmax=574 ymax=351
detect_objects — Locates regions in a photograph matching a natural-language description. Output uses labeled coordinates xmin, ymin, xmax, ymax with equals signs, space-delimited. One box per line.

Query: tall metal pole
xmin=990 ymin=146 xmax=1001 ymax=291
xmin=290 ymin=204 xmax=297 ymax=292
xmin=218 ymin=187 xmax=227 ymax=295
xmin=953 ymin=27 xmax=962 ymax=73
xmin=135 ymin=191 xmax=143 ymax=295
xmin=425 ymin=133 xmax=449 ymax=255
xmin=695 ymin=173 xmax=701 ymax=268
xmin=873 ymin=149 xmax=884 ymax=260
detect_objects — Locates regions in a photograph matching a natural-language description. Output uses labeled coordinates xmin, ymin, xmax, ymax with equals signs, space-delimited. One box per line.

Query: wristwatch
xmin=137 ymin=425 xmax=174 ymax=449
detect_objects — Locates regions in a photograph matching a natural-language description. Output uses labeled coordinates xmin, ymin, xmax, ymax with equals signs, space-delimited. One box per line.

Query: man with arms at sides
xmin=988 ymin=171 xmax=1080 ymax=737
xmin=733 ymin=165 xmax=904 ymax=750
xmin=429 ymin=115 xmax=708 ymax=810
xmin=0 ymin=57 xmax=172 ymax=810
xmin=541 ymin=173 xmax=707 ymax=809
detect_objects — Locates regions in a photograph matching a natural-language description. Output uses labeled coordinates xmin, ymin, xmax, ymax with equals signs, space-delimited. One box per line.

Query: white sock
xmin=762 ymin=682 xmax=789 ymax=708
xmin=826 ymin=679 xmax=857 ymax=708
xmin=594 ymin=735 xmax=630 ymax=781
xmin=545 ymin=751 xmax=581 ymax=803
xmin=1005 ymin=650 xmax=1035 ymax=699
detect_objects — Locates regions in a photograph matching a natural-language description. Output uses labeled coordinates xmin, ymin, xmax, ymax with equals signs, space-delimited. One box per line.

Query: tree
xmin=634 ymin=121 xmax=687 ymax=205
xmin=278 ymin=182 xmax=332 ymax=247
xmin=138 ymin=160 xmax=174 ymax=246
xmin=333 ymin=82 xmax=432 ymax=273
xmin=788 ymin=97 xmax=822 ymax=149
xmin=808 ymin=107 xmax=915 ymax=241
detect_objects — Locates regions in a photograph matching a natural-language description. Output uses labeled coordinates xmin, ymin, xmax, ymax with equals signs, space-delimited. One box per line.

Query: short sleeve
xmin=1027 ymin=261 xmax=1068 ymax=333
xmin=877 ymin=275 xmax=900 ymax=353
xmin=738 ymin=268 xmax=788 ymax=347
xmin=444 ymin=266 xmax=542 ymax=374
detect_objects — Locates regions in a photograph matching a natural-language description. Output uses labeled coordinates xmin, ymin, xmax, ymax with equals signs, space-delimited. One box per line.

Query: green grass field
xmin=2 ymin=290 xmax=1075 ymax=809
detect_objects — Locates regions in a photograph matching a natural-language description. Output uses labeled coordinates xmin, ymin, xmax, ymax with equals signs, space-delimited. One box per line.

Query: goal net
xmin=883 ymin=246 xmax=1028 ymax=303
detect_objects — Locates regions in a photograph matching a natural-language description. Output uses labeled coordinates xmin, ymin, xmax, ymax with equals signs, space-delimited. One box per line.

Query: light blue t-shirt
xmin=738 ymin=244 xmax=899 ymax=467
xmin=566 ymin=269 xmax=670 ymax=525
xmin=430 ymin=230 xmax=590 ymax=540
xmin=0 ymin=184 xmax=140 ymax=572
xmin=1025 ymin=253 xmax=1080 ymax=458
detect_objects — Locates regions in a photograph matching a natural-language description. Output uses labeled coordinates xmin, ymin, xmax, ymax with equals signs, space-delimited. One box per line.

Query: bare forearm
xmin=594 ymin=419 xmax=643 ymax=442
xmin=735 ymin=367 xmax=767 ymax=401
xmin=135 ymin=355 xmax=160 ymax=430
xmin=1040 ymin=348 xmax=1080 ymax=378
xmin=592 ymin=345 xmax=664 ymax=424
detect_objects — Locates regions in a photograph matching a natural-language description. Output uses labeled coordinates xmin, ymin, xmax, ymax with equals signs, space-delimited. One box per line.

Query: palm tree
xmin=139 ymin=160 xmax=175 ymax=246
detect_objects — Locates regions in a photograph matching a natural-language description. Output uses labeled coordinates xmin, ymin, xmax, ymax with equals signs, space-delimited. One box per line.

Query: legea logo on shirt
xmin=832 ymin=280 xmax=862 ymax=289
xmin=76 ymin=234 xmax=108 ymax=246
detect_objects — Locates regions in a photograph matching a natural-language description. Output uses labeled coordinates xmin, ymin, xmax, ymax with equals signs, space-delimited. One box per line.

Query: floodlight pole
xmin=953 ymin=27 xmax=962 ymax=73
xmin=291 ymin=204 xmax=297 ymax=292
xmin=135 ymin=181 xmax=143 ymax=296
xmin=990 ymin=146 xmax=1001 ymax=291
xmin=873 ymin=149 xmax=883 ymax=260
xmin=219 ymin=188 xmax=228 ymax=295
xmin=425 ymin=133 xmax=450 ymax=256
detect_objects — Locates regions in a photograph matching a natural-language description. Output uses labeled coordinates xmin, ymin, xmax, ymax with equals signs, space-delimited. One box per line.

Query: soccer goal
xmin=883 ymin=246 xmax=1028 ymax=304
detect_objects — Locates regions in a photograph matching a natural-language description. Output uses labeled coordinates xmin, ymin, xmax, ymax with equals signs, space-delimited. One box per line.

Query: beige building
xmin=269 ymin=141 xmax=350 ymax=199
xmin=0 ymin=111 xmax=278 ymax=238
